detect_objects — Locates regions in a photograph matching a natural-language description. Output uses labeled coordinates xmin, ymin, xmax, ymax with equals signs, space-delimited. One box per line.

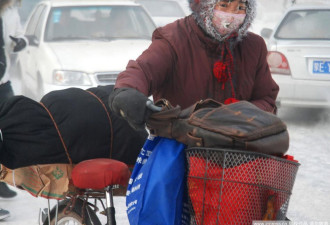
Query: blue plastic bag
xmin=126 ymin=135 xmax=190 ymax=225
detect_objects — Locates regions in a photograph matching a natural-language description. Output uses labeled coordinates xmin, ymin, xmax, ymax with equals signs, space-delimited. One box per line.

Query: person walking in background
xmin=0 ymin=0 xmax=27 ymax=220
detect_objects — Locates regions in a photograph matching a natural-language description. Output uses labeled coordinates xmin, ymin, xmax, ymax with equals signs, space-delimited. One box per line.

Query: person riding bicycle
xmin=109 ymin=0 xmax=279 ymax=131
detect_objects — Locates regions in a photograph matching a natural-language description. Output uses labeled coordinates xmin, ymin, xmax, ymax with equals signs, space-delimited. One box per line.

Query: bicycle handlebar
xmin=146 ymin=100 xmax=162 ymax=112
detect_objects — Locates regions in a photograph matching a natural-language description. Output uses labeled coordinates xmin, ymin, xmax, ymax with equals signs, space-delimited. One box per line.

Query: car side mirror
xmin=260 ymin=28 xmax=273 ymax=39
xmin=25 ymin=35 xmax=39 ymax=46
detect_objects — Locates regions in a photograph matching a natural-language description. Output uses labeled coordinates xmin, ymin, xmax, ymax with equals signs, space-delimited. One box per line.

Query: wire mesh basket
xmin=185 ymin=147 xmax=300 ymax=225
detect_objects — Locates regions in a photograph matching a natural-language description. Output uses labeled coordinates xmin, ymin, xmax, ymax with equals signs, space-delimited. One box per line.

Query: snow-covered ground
xmin=278 ymin=107 xmax=330 ymax=223
xmin=0 ymin=76 xmax=329 ymax=224
xmin=0 ymin=188 xmax=129 ymax=225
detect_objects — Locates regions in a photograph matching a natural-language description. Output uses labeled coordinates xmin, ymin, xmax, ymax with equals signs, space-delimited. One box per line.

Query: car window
xmin=44 ymin=5 xmax=156 ymax=42
xmin=275 ymin=9 xmax=330 ymax=40
xmin=34 ymin=6 xmax=48 ymax=41
xmin=128 ymin=6 xmax=156 ymax=37
xmin=25 ymin=4 xmax=45 ymax=36
xmin=136 ymin=0 xmax=185 ymax=17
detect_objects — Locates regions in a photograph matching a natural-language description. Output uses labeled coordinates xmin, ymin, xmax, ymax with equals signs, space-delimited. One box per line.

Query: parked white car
xmin=262 ymin=4 xmax=330 ymax=108
xmin=17 ymin=0 xmax=156 ymax=100
xmin=135 ymin=0 xmax=188 ymax=27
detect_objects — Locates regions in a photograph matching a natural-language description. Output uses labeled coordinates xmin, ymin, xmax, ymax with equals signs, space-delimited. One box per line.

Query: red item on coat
xmin=213 ymin=61 xmax=228 ymax=84
xmin=213 ymin=33 xmax=237 ymax=97
xmin=224 ymin=97 xmax=239 ymax=104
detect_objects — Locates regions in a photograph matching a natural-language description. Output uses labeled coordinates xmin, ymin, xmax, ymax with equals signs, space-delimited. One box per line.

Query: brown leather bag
xmin=147 ymin=99 xmax=289 ymax=156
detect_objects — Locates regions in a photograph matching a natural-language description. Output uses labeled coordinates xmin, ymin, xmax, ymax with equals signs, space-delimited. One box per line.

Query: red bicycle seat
xmin=71 ymin=158 xmax=131 ymax=190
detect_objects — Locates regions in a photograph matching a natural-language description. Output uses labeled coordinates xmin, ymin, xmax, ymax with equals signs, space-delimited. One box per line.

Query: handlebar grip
xmin=146 ymin=100 xmax=162 ymax=112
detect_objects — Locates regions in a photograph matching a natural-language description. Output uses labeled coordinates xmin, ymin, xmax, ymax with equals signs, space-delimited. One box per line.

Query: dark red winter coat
xmin=115 ymin=16 xmax=279 ymax=113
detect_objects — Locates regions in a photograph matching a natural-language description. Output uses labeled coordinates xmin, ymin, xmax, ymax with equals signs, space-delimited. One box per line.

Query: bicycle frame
xmin=40 ymin=185 xmax=120 ymax=225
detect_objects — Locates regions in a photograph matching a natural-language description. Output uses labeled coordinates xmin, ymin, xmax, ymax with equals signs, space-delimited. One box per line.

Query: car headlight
xmin=53 ymin=70 xmax=92 ymax=85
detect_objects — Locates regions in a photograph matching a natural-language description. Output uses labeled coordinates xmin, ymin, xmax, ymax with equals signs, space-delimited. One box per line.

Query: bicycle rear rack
xmin=39 ymin=158 xmax=131 ymax=225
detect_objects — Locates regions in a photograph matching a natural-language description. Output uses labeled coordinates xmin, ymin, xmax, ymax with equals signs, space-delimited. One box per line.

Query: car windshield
xmin=136 ymin=0 xmax=185 ymax=17
xmin=275 ymin=9 xmax=330 ymax=40
xmin=44 ymin=5 xmax=156 ymax=41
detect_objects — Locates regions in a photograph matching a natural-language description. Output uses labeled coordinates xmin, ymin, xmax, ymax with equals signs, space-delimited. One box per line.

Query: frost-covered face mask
xmin=212 ymin=10 xmax=246 ymax=36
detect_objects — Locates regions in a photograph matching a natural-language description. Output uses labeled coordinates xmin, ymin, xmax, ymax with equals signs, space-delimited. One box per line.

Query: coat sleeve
xmin=249 ymin=37 xmax=279 ymax=114
xmin=114 ymin=29 xmax=177 ymax=97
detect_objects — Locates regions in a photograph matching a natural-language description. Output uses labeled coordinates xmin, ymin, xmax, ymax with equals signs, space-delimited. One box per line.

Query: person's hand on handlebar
xmin=109 ymin=88 xmax=154 ymax=131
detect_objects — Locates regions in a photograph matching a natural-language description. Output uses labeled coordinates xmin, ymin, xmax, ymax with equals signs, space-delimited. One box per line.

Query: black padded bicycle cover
xmin=0 ymin=85 xmax=147 ymax=169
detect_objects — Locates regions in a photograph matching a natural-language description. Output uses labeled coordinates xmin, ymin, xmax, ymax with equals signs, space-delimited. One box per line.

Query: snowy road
xmin=0 ymin=189 xmax=129 ymax=225
xmin=278 ymin=107 xmax=330 ymax=223
xmin=1 ymin=77 xmax=329 ymax=224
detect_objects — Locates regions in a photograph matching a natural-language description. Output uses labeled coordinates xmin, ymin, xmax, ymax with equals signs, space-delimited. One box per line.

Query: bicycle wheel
xmin=43 ymin=198 xmax=101 ymax=225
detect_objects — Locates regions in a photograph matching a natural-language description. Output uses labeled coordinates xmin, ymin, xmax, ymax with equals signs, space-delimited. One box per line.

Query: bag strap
xmin=147 ymin=98 xmax=223 ymax=138
xmin=151 ymin=98 xmax=223 ymax=119
xmin=39 ymin=102 xmax=73 ymax=165
xmin=85 ymin=90 xmax=114 ymax=158
xmin=180 ymin=99 xmax=223 ymax=118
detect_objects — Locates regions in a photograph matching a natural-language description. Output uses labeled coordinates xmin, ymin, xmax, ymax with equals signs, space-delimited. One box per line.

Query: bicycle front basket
xmin=185 ymin=147 xmax=300 ymax=225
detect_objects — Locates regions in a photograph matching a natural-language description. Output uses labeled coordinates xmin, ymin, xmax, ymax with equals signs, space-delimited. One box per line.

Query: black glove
xmin=9 ymin=36 xmax=27 ymax=52
xmin=109 ymin=88 xmax=151 ymax=131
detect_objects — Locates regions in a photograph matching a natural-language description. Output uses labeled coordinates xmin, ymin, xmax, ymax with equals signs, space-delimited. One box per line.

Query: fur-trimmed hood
xmin=188 ymin=0 xmax=257 ymax=42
